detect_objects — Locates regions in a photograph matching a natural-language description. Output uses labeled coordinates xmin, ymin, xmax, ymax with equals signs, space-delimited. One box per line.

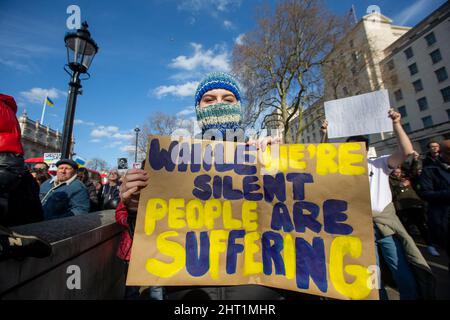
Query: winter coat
xmin=115 ymin=201 xmax=133 ymax=261
xmin=101 ymin=183 xmax=120 ymax=210
xmin=39 ymin=175 xmax=90 ymax=220
xmin=83 ymin=180 xmax=99 ymax=212
xmin=422 ymin=152 xmax=439 ymax=168
xmin=0 ymin=94 xmax=23 ymax=155
xmin=417 ymin=157 xmax=450 ymax=245
xmin=389 ymin=176 xmax=425 ymax=211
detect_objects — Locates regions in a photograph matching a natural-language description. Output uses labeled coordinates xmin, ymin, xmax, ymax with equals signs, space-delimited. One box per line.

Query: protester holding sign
xmin=321 ymin=109 xmax=435 ymax=300
xmin=120 ymin=72 xmax=289 ymax=300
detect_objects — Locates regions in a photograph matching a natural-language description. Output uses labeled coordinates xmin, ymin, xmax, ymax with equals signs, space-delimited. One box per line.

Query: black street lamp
xmin=61 ymin=21 xmax=98 ymax=159
xmin=134 ymin=126 xmax=141 ymax=163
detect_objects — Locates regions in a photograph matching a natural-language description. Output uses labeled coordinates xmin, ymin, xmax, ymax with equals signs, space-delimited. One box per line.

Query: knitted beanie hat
xmin=194 ymin=72 xmax=241 ymax=107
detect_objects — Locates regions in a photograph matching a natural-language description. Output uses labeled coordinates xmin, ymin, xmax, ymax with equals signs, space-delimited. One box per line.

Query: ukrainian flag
xmin=45 ymin=97 xmax=54 ymax=107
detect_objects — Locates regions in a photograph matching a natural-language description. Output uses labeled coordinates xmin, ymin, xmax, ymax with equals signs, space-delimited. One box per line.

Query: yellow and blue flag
xmin=45 ymin=96 xmax=54 ymax=107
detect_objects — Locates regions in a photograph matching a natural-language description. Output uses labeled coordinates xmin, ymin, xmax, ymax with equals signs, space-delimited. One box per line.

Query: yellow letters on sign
xmin=338 ymin=143 xmax=366 ymax=175
xmin=145 ymin=198 xmax=167 ymax=236
xmin=329 ymin=236 xmax=371 ymax=300
xmin=209 ymin=230 xmax=229 ymax=279
xmin=145 ymin=231 xmax=185 ymax=278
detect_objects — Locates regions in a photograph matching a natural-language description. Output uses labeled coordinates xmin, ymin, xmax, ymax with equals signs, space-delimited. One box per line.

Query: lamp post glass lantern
xmin=61 ymin=21 xmax=98 ymax=159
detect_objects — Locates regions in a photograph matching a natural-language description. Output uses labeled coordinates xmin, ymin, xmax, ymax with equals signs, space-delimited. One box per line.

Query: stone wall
xmin=0 ymin=211 xmax=127 ymax=300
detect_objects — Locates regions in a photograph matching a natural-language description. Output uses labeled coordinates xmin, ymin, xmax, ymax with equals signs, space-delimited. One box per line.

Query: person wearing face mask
xmin=117 ymin=72 xmax=315 ymax=300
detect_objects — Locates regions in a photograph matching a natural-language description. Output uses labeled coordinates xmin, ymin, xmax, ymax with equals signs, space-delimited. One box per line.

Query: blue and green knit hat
xmin=194 ymin=72 xmax=242 ymax=107
xmin=195 ymin=72 xmax=243 ymax=136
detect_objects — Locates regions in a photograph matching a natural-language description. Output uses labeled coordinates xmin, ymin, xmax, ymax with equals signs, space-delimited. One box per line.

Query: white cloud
xmin=90 ymin=126 xmax=120 ymax=138
xmin=90 ymin=139 xmax=101 ymax=143
xmin=104 ymin=140 xmax=124 ymax=148
xmin=223 ymin=20 xmax=234 ymax=30
xmin=177 ymin=107 xmax=196 ymax=117
xmin=75 ymin=119 xmax=96 ymax=126
xmin=394 ymin=0 xmax=430 ymax=25
xmin=112 ymin=132 xmax=134 ymax=140
xmin=20 ymin=87 xmax=67 ymax=104
xmin=154 ymin=81 xmax=199 ymax=98
xmin=0 ymin=58 xmax=30 ymax=72
xmin=169 ymin=43 xmax=230 ymax=72
xmin=120 ymin=145 xmax=136 ymax=153
xmin=235 ymin=33 xmax=245 ymax=45
xmin=177 ymin=0 xmax=242 ymax=14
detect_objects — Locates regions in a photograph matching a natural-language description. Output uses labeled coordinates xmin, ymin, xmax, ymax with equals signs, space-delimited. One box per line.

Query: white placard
xmin=324 ymin=90 xmax=393 ymax=139
xmin=132 ymin=162 xmax=142 ymax=169
xmin=44 ymin=153 xmax=61 ymax=165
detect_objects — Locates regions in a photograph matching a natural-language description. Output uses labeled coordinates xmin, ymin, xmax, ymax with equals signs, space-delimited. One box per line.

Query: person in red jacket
xmin=0 ymin=94 xmax=43 ymax=226
xmin=0 ymin=93 xmax=25 ymax=222
xmin=115 ymin=200 xmax=164 ymax=299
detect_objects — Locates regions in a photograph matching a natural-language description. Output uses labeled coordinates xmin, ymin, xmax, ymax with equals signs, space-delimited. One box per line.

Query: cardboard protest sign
xmin=127 ymin=135 xmax=379 ymax=300
xmin=324 ymin=89 xmax=393 ymax=139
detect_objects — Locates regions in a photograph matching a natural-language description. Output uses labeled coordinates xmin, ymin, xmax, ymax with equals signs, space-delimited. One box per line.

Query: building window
xmin=390 ymin=75 xmax=398 ymax=85
xmin=417 ymin=97 xmax=428 ymax=111
xmin=422 ymin=116 xmax=433 ymax=128
xmin=398 ymin=106 xmax=407 ymax=117
xmin=412 ymin=79 xmax=423 ymax=92
xmin=441 ymin=86 xmax=450 ymax=102
xmin=447 ymin=109 xmax=450 ymax=120
xmin=351 ymin=67 xmax=357 ymax=75
xmin=352 ymin=51 xmax=359 ymax=63
xmin=408 ymin=63 xmax=418 ymax=76
xmin=349 ymin=40 xmax=354 ymax=48
xmin=403 ymin=123 xmax=411 ymax=133
xmin=312 ymin=133 xmax=316 ymax=141
xmin=424 ymin=32 xmax=436 ymax=46
xmin=394 ymin=89 xmax=403 ymax=101
xmin=430 ymin=49 xmax=442 ymax=64
xmin=307 ymin=136 xmax=311 ymax=143
xmin=404 ymin=47 xmax=414 ymax=59
xmin=387 ymin=60 xmax=395 ymax=70
xmin=435 ymin=67 xmax=448 ymax=83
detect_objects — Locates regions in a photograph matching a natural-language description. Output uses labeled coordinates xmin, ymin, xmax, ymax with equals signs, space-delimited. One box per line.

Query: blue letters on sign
xmin=271 ymin=203 xmax=294 ymax=232
xmin=226 ymin=230 xmax=245 ymax=274
xmin=323 ymin=199 xmax=353 ymax=235
xmin=293 ymin=201 xmax=322 ymax=233
xmin=192 ymin=174 xmax=212 ymax=200
xmin=286 ymin=173 xmax=314 ymax=200
xmin=148 ymin=139 xmax=178 ymax=171
xmin=263 ymin=173 xmax=286 ymax=202
xmin=295 ymin=237 xmax=327 ymax=292
xmin=186 ymin=231 xmax=210 ymax=277
xmin=262 ymin=231 xmax=285 ymax=276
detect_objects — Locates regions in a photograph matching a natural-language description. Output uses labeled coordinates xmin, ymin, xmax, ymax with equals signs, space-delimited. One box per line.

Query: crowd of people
xmin=0 ymin=93 xmax=122 ymax=261
xmin=1 ymin=71 xmax=450 ymax=300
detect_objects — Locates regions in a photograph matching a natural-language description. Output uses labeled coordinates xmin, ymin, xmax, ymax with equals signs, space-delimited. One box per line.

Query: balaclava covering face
xmin=194 ymin=72 xmax=243 ymax=139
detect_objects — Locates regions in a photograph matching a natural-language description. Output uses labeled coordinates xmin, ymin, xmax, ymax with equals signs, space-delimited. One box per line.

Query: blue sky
xmin=0 ymin=0 xmax=446 ymax=168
